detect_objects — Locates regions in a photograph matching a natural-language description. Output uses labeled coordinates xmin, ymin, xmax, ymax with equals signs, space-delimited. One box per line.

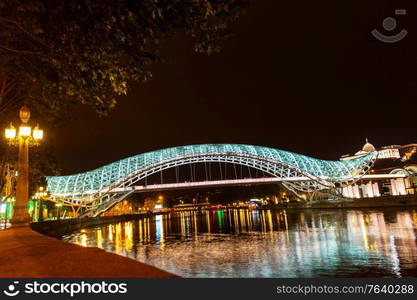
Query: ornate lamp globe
xmin=19 ymin=106 xmax=31 ymax=123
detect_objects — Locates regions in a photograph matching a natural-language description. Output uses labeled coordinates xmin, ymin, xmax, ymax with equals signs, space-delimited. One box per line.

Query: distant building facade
xmin=339 ymin=140 xmax=417 ymax=199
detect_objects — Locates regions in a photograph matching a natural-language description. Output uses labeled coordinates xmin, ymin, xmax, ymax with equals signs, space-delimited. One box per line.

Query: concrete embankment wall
xmin=30 ymin=213 xmax=152 ymax=238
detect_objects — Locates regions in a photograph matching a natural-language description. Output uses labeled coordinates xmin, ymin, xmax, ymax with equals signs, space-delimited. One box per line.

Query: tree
xmin=0 ymin=0 xmax=247 ymax=200
xmin=0 ymin=0 xmax=247 ymax=117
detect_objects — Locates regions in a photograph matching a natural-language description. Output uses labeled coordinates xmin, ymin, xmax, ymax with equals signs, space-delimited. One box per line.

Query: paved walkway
xmin=0 ymin=225 xmax=177 ymax=277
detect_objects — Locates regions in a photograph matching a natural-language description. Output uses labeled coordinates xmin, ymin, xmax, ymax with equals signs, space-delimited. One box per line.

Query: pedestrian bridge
xmin=45 ymin=144 xmax=377 ymax=215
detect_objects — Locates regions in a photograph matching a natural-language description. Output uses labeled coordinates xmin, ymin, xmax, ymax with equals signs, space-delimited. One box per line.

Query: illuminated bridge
xmin=45 ymin=144 xmax=378 ymax=216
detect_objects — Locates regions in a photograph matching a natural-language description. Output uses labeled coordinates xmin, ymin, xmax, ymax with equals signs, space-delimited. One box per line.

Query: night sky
xmin=53 ymin=1 xmax=417 ymax=175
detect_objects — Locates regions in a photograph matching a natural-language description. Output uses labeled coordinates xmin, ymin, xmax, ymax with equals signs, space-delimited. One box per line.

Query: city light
xmin=18 ymin=125 xmax=31 ymax=137
xmin=33 ymin=125 xmax=44 ymax=140
xmin=5 ymin=120 xmax=43 ymax=143
xmin=34 ymin=186 xmax=48 ymax=200
xmin=4 ymin=123 xmax=16 ymax=139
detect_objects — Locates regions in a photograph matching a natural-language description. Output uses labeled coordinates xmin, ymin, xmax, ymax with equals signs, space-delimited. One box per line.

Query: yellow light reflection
xmin=115 ymin=223 xmax=122 ymax=254
xmin=125 ymin=222 xmax=133 ymax=252
xmin=79 ymin=233 xmax=87 ymax=247
xmin=108 ymin=224 xmax=114 ymax=241
xmin=138 ymin=219 xmax=143 ymax=243
xmin=97 ymin=229 xmax=103 ymax=248
xmin=283 ymin=210 xmax=289 ymax=242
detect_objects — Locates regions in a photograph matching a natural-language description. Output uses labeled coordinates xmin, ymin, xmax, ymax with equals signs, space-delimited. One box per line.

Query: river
xmin=61 ymin=208 xmax=417 ymax=277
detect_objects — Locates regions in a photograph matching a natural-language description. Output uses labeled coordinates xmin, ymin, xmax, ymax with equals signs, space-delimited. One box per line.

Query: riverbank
xmin=165 ymin=195 xmax=417 ymax=211
xmin=284 ymin=194 xmax=417 ymax=209
xmin=0 ymin=224 xmax=177 ymax=278
xmin=31 ymin=213 xmax=153 ymax=238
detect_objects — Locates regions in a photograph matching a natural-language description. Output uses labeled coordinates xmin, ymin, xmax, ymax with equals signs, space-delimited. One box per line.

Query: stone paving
xmin=0 ymin=225 xmax=177 ymax=278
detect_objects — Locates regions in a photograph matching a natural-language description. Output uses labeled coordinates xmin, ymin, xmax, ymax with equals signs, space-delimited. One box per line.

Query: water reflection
xmin=62 ymin=208 xmax=417 ymax=277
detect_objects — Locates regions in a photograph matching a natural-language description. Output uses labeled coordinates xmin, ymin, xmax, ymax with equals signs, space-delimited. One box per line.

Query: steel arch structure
xmin=46 ymin=144 xmax=377 ymax=215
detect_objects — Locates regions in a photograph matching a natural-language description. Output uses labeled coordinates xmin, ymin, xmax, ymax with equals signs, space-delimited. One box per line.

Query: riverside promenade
xmin=0 ymin=225 xmax=176 ymax=278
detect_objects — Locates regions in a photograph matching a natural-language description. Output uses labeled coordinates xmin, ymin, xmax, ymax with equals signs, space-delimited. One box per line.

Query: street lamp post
xmin=4 ymin=106 xmax=44 ymax=224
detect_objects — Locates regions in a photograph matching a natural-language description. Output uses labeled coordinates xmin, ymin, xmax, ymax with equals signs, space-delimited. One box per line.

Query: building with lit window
xmin=340 ymin=140 xmax=417 ymax=199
